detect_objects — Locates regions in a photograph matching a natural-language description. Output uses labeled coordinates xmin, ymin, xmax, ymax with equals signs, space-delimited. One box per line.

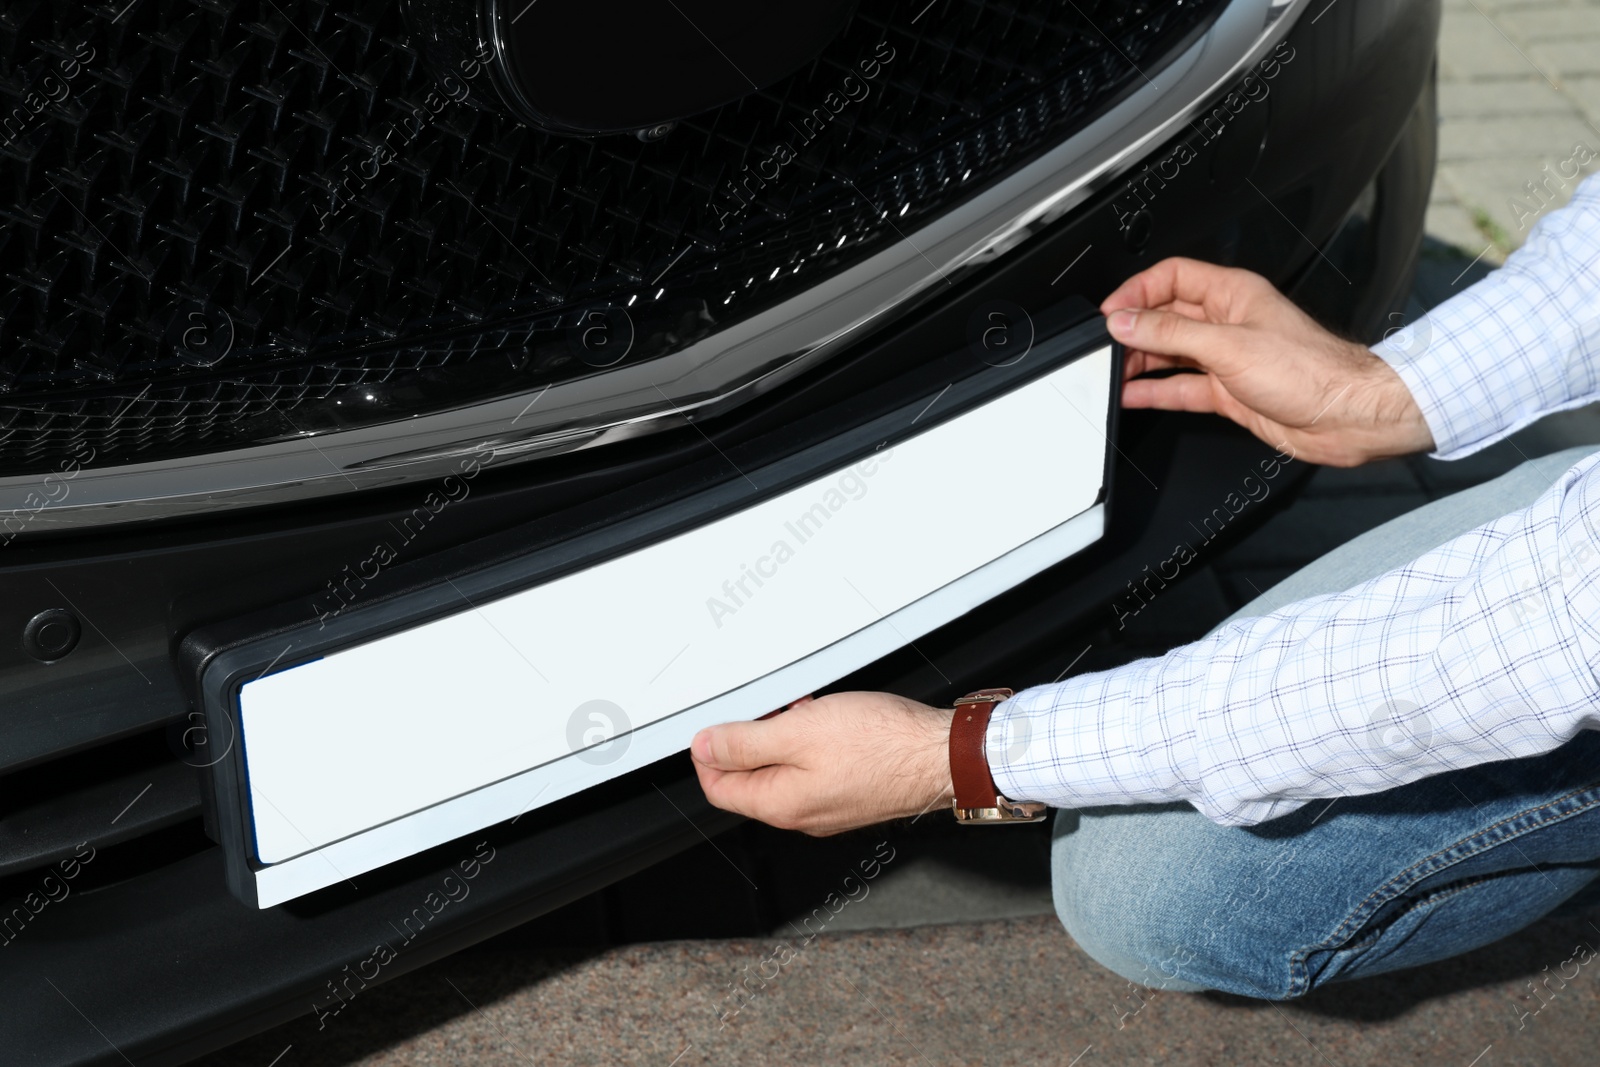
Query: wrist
xmin=920 ymin=706 xmax=957 ymax=809
xmin=1360 ymin=350 xmax=1435 ymax=461
xmin=1325 ymin=344 xmax=1433 ymax=465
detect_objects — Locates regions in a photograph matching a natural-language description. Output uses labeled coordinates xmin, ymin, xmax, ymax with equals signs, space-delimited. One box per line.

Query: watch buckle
xmin=952 ymin=796 xmax=1048 ymax=824
xmin=953 ymin=687 xmax=1014 ymax=707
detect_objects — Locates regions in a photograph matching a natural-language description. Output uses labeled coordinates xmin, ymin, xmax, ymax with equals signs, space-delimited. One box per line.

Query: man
xmin=690 ymin=172 xmax=1600 ymax=999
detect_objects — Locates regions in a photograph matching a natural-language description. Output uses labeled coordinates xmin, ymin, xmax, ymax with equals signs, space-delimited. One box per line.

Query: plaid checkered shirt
xmin=987 ymin=171 xmax=1600 ymax=825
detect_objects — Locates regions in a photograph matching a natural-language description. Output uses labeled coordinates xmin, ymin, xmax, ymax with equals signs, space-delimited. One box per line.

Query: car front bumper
xmin=0 ymin=0 xmax=1440 ymax=1059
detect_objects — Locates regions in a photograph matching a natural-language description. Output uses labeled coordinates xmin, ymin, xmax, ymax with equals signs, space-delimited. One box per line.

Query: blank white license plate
xmin=235 ymin=344 xmax=1113 ymax=906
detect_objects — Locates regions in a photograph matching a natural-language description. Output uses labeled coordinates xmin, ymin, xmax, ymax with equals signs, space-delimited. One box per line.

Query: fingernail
xmin=1109 ymin=308 xmax=1138 ymax=337
xmin=691 ymin=730 xmax=712 ymax=762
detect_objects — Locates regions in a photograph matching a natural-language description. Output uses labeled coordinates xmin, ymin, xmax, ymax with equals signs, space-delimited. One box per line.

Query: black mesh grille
xmin=0 ymin=0 xmax=1224 ymax=473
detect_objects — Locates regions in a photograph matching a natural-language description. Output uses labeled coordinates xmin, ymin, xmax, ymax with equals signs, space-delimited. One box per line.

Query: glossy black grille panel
xmin=0 ymin=0 xmax=1223 ymax=473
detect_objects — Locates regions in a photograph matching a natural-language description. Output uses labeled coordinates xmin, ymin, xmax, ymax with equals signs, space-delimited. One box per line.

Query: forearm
xmin=989 ymin=452 xmax=1600 ymax=825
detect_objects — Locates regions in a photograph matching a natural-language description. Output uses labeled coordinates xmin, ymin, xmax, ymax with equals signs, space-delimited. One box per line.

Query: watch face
xmin=485 ymin=0 xmax=856 ymax=135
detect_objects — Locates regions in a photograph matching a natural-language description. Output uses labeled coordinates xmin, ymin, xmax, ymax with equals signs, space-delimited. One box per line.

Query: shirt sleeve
xmin=1372 ymin=171 xmax=1600 ymax=460
xmin=987 ymin=450 xmax=1600 ymax=827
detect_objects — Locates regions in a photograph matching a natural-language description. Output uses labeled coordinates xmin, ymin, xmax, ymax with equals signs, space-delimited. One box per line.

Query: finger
xmin=1123 ymin=349 xmax=1197 ymax=378
xmin=1127 ymin=298 xmax=1210 ymax=323
xmin=693 ymin=760 xmax=753 ymax=818
xmin=1122 ymin=372 xmax=1222 ymax=413
xmin=691 ymin=718 xmax=797 ymax=772
xmin=1161 ymin=298 xmax=1209 ymax=321
xmin=697 ymin=762 xmax=802 ymax=824
xmin=1107 ymin=307 xmax=1244 ymax=366
xmin=1101 ymin=257 xmax=1259 ymax=318
xmin=692 ymin=759 xmax=727 ymax=797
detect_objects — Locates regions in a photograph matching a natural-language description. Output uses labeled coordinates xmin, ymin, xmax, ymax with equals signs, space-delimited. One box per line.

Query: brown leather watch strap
xmin=948 ymin=688 xmax=1013 ymax=810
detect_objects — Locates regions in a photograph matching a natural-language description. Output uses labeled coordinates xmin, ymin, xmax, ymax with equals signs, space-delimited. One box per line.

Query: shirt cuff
xmin=983 ymin=665 xmax=1160 ymax=812
xmin=979 ymin=636 xmax=1326 ymax=827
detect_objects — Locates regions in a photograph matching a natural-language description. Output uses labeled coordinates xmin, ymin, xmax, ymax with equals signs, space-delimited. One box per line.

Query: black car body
xmin=0 ymin=0 xmax=1439 ymax=1061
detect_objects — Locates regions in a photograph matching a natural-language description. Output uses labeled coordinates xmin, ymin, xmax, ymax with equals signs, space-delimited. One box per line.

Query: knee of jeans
xmin=1050 ymin=808 xmax=1300 ymax=1000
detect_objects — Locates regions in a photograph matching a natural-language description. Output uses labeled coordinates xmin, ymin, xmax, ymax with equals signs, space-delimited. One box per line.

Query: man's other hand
xmin=691 ymin=692 xmax=955 ymax=835
xmin=1104 ymin=257 xmax=1435 ymax=466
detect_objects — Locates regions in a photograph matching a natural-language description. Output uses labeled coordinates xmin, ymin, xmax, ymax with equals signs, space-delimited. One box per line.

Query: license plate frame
xmin=188 ymin=313 xmax=1122 ymax=907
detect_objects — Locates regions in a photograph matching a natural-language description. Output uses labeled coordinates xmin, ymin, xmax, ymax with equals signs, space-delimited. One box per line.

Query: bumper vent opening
xmin=0 ymin=727 xmax=206 ymax=893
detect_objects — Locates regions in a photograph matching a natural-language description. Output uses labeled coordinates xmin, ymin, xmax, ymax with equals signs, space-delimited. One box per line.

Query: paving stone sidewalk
xmin=1430 ymin=0 xmax=1600 ymax=260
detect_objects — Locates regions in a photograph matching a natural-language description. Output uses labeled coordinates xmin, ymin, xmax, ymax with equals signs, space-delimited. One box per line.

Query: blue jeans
xmin=1052 ymin=446 xmax=1600 ymax=999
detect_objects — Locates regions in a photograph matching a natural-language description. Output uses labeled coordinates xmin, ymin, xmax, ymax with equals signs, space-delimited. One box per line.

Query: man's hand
xmin=691 ymin=692 xmax=954 ymax=835
xmin=1104 ymin=257 xmax=1435 ymax=466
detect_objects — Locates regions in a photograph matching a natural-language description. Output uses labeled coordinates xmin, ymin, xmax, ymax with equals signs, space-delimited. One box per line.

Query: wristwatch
xmin=948 ymin=688 xmax=1048 ymax=823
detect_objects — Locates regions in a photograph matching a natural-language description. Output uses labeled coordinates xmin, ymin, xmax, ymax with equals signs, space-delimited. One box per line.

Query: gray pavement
xmin=1430 ymin=0 xmax=1600 ymax=260
xmin=195 ymin=2 xmax=1600 ymax=1064
xmin=199 ymin=912 xmax=1600 ymax=1067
